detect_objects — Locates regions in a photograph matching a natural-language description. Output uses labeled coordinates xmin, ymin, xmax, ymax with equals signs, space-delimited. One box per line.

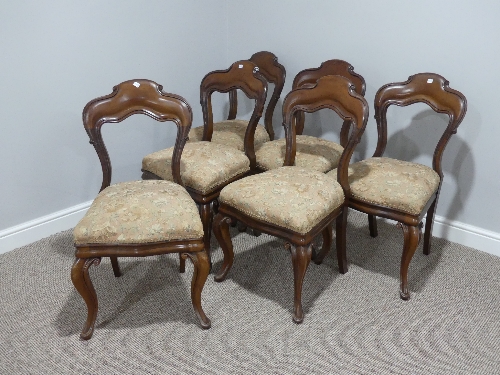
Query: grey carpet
xmin=1 ymin=211 xmax=499 ymax=374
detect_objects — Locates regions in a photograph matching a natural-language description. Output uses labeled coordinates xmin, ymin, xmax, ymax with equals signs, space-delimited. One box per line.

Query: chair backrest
xmin=282 ymin=75 xmax=369 ymax=196
xmin=226 ymin=51 xmax=286 ymax=140
xmin=200 ymin=60 xmax=268 ymax=169
xmin=291 ymin=59 xmax=366 ymax=140
xmin=373 ymin=73 xmax=467 ymax=177
xmin=83 ymin=79 xmax=193 ymax=192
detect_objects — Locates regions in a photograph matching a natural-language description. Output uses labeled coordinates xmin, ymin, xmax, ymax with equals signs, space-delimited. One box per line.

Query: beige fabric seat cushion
xmin=74 ymin=180 xmax=204 ymax=245
xmin=188 ymin=120 xmax=270 ymax=151
xmin=220 ymin=167 xmax=345 ymax=234
xmin=142 ymin=141 xmax=250 ymax=194
xmin=326 ymin=157 xmax=441 ymax=215
xmin=255 ymin=135 xmax=344 ymax=172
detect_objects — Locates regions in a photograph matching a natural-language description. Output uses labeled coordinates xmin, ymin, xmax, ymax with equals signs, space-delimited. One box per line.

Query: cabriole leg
xmin=181 ymin=251 xmax=211 ymax=329
xmin=212 ymin=213 xmax=234 ymax=282
xmin=288 ymin=243 xmax=312 ymax=324
xmin=71 ymin=257 xmax=101 ymax=340
xmin=399 ymin=223 xmax=421 ymax=300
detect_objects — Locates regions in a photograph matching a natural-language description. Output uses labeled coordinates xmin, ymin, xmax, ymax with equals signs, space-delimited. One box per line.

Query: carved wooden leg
xmin=399 ymin=223 xmax=421 ymax=300
xmin=212 ymin=213 xmax=234 ymax=282
xmin=110 ymin=256 xmax=121 ymax=277
xmin=179 ymin=253 xmax=186 ymax=273
xmin=313 ymin=222 xmax=333 ymax=265
xmin=181 ymin=251 xmax=211 ymax=329
xmin=368 ymin=214 xmax=378 ymax=238
xmin=288 ymin=243 xmax=312 ymax=324
xmin=423 ymin=199 xmax=437 ymax=255
xmin=71 ymin=257 xmax=101 ymax=340
xmin=199 ymin=202 xmax=213 ymax=270
xmin=336 ymin=208 xmax=348 ymax=274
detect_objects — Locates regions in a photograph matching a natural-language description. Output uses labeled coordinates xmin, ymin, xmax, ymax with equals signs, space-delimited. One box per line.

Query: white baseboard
xmin=0 ymin=201 xmax=92 ymax=255
xmin=1 ymin=203 xmax=499 ymax=258
xmin=432 ymin=215 xmax=500 ymax=257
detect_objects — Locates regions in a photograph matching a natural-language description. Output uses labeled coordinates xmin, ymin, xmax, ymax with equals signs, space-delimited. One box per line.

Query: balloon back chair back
xmin=141 ymin=62 xmax=267 ymax=269
xmin=254 ymin=59 xmax=365 ymax=173
xmin=72 ymin=80 xmax=211 ymax=340
xmin=188 ymin=51 xmax=284 ymax=149
xmin=213 ymin=75 xmax=369 ymax=324
xmin=326 ymin=73 xmax=467 ymax=300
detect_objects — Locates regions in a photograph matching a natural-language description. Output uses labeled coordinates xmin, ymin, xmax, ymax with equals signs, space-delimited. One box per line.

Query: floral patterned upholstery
xmin=188 ymin=120 xmax=270 ymax=151
xmin=142 ymin=141 xmax=250 ymax=194
xmin=326 ymin=157 xmax=441 ymax=215
xmin=255 ymin=135 xmax=344 ymax=172
xmin=74 ymin=180 xmax=204 ymax=245
xmin=219 ymin=167 xmax=345 ymax=234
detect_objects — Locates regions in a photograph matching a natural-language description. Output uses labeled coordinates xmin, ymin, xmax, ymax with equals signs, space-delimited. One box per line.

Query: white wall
xmin=227 ymin=0 xmax=500 ymax=236
xmin=2 ymin=0 xmax=500 ymax=254
xmin=0 ymin=1 xmax=227 ymax=237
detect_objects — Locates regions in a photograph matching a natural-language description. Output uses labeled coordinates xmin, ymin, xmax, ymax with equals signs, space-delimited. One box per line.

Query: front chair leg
xmin=398 ymin=223 xmax=422 ymax=300
xmin=71 ymin=257 xmax=101 ymax=340
xmin=212 ymin=213 xmax=234 ymax=282
xmin=312 ymin=222 xmax=333 ymax=265
xmin=180 ymin=202 xmax=214 ymax=273
xmin=181 ymin=251 xmax=211 ymax=329
xmin=287 ymin=243 xmax=312 ymax=324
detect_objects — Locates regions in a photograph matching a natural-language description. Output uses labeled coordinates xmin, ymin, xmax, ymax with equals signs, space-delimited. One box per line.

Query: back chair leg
xmin=423 ymin=199 xmax=437 ymax=255
xmin=368 ymin=214 xmax=378 ymax=237
xmin=181 ymin=251 xmax=211 ymax=329
xmin=398 ymin=223 xmax=421 ymax=300
xmin=212 ymin=213 xmax=234 ymax=282
xmin=71 ymin=257 xmax=101 ymax=340
xmin=336 ymin=208 xmax=348 ymax=274
xmin=288 ymin=243 xmax=312 ymax=324
xmin=313 ymin=222 xmax=333 ymax=265
xmin=110 ymin=256 xmax=121 ymax=277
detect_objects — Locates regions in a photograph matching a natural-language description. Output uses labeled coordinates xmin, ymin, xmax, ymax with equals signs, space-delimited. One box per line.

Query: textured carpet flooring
xmin=1 ymin=211 xmax=499 ymax=374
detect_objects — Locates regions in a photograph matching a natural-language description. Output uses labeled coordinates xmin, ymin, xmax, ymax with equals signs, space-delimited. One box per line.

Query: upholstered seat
xmin=188 ymin=120 xmax=270 ymax=151
xmin=74 ymin=180 xmax=204 ymax=245
xmin=220 ymin=167 xmax=344 ymax=234
xmin=326 ymin=157 xmax=440 ymax=215
xmin=142 ymin=141 xmax=250 ymax=194
xmin=212 ymin=75 xmax=369 ymax=324
xmin=256 ymin=135 xmax=344 ymax=172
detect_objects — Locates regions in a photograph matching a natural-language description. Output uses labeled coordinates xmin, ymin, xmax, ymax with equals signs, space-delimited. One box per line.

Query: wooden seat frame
xmin=345 ymin=73 xmax=467 ymax=300
xmin=212 ymin=75 xmax=369 ymax=323
xmin=72 ymin=80 xmax=211 ymax=340
xmin=142 ymin=62 xmax=268 ymax=269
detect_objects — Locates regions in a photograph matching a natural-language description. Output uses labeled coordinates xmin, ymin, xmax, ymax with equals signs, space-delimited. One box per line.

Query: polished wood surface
xmin=349 ymin=73 xmax=467 ymax=299
xmin=213 ymin=75 xmax=369 ymax=323
xmin=73 ymin=80 xmax=211 ymax=339
xmin=228 ymin=51 xmax=286 ymax=140
xmin=292 ymin=59 xmax=365 ymax=142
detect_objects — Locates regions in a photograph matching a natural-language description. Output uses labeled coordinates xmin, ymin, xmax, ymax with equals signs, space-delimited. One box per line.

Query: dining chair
xmin=212 ymin=75 xmax=369 ymax=323
xmin=188 ymin=51 xmax=285 ymax=148
xmin=254 ymin=59 xmax=365 ymax=173
xmin=325 ymin=73 xmax=467 ymax=300
xmin=141 ymin=61 xmax=267 ymax=269
xmin=72 ymin=79 xmax=211 ymax=340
